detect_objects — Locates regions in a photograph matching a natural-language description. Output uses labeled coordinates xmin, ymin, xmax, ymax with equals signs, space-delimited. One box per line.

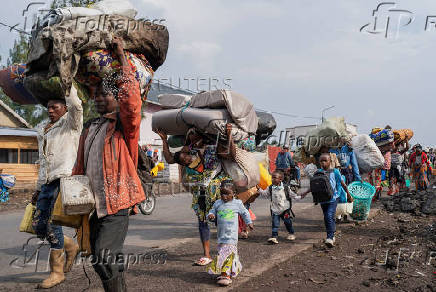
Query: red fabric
xmin=72 ymin=63 xmax=145 ymax=215
xmin=409 ymin=152 xmax=429 ymax=167
xmin=268 ymin=146 xmax=281 ymax=173
xmin=238 ymin=209 xmax=256 ymax=233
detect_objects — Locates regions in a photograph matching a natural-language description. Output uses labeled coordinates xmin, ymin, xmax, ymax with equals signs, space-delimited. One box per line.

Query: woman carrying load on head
xmin=409 ymin=144 xmax=429 ymax=191
xmin=369 ymin=142 xmax=393 ymax=199
xmin=388 ymin=140 xmax=409 ymax=195
xmin=155 ymin=125 xmax=238 ymax=267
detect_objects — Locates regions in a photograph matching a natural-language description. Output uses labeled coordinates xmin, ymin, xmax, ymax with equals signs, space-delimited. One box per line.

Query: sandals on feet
xmin=194 ymin=257 xmax=212 ymax=266
xmin=217 ymin=276 xmax=232 ymax=286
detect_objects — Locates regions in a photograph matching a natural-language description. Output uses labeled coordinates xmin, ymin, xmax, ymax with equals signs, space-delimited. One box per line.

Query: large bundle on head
xmin=154 ymin=90 xmax=266 ymax=192
xmin=303 ymin=117 xmax=348 ymax=155
xmin=153 ymin=90 xmax=259 ymax=141
xmin=255 ymin=111 xmax=277 ymax=144
xmin=393 ymin=129 xmax=414 ymax=144
xmin=369 ymin=128 xmax=394 ymax=147
xmin=352 ymin=134 xmax=385 ymax=174
xmin=0 ymin=64 xmax=39 ymax=104
xmin=20 ymin=0 xmax=168 ymax=105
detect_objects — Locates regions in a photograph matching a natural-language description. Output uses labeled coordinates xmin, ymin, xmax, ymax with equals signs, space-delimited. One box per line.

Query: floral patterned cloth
xmin=237 ymin=135 xmax=256 ymax=152
xmin=0 ymin=179 xmax=9 ymax=203
xmin=76 ymin=49 xmax=154 ymax=100
xmin=208 ymin=244 xmax=242 ymax=278
xmin=187 ymin=169 xmax=230 ymax=221
xmin=183 ymin=145 xmax=231 ymax=220
xmin=412 ymin=164 xmax=428 ymax=191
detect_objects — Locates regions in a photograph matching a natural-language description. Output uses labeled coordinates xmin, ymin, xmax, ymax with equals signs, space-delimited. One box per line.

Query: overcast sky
xmin=0 ymin=0 xmax=435 ymax=146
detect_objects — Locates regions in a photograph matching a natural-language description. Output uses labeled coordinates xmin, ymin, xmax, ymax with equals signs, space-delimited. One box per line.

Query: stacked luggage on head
xmin=152 ymin=89 xmax=276 ymax=203
xmin=0 ymin=0 xmax=169 ymax=106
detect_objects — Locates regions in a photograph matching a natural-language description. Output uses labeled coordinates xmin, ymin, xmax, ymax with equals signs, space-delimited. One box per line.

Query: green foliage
xmin=0 ymin=0 xmax=100 ymax=127
xmin=7 ymin=34 xmax=29 ymax=66
xmin=0 ymin=33 xmax=47 ymax=127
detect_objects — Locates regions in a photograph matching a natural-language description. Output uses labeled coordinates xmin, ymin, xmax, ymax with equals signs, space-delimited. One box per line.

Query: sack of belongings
xmin=0 ymin=64 xmax=38 ymax=104
xmin=255 ymin=111 xmax=277 ymax=144
xmin=152 ymin=90 xmax=259 ymax=142
xmin=304 ymin=117 xmax=348 ymax=155
xmin=0 ymin=63 xmax=90 ymax=106
xmin=24 ymin=0 xmax=168 ymax=102
xmin=75 ymin=49 xmax=154 ymax=99
xmin=352 ymin=134 xmax=385 ymax=174
xmin=393 ymin=129 xmax=414 ymax=144
xmin=156 ymin=91 xmax=275 ymax=145
xmin=369 ymin=128 xmax=394 ymax=146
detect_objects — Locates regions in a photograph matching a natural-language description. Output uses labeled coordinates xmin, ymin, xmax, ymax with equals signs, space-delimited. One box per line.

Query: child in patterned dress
xmin=207 ymin=180 xmax=254 ymax=286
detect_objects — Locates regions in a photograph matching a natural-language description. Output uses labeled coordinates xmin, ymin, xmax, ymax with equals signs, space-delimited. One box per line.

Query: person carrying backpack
xmin=257 ymin=170 xmax=300 ymax=244
xmin=301 ymin=153 xmax=353 ymax=248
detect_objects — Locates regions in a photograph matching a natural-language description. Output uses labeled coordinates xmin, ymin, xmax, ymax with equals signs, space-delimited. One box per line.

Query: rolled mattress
xmin=152 ymin=108 xmax=249 ymax=140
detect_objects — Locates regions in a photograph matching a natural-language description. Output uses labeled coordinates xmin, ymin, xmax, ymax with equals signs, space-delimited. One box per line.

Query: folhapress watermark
xmin=361 ymin=2 xmax=436 ymax=39
xmin=10 ymin=237 xmax=167 ymax=273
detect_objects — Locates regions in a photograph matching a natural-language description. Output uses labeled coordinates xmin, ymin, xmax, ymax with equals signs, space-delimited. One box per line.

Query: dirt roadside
xmin=234 ymin=209 xmax=436 ymax=292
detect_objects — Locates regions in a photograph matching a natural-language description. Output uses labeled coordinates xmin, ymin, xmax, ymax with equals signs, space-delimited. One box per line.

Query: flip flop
xmin=217 ymin=277 xmax=232 ymax=286
xmin=194 ymin=257 xmax=212 ymax=266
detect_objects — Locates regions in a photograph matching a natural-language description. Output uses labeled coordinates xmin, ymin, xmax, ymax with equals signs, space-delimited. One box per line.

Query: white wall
xmin=139 ymin=112 xmax=162 ymax=146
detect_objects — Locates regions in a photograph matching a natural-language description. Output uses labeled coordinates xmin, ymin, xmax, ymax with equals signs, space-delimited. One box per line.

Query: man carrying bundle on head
xmin=32 ymin=85 xmax=83 ymax=289
xmin=72 ymin=37 xmax=145 ymax=291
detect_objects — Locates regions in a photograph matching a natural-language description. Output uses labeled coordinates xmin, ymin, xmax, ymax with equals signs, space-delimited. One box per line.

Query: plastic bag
xmin=352 ymin=134 xmax=385 ymax=174
xmin=258 ymin=163 xmax=272 ymax=190
xmin=0 ymin=174 xmax=16 ymax=188
xmin=304 ymin=164 xmax=318 ymax=178
xmin=336 ymin=202 xmax=353 ymax=217
xmin=91 ymin=0 xmax=137 ymax=18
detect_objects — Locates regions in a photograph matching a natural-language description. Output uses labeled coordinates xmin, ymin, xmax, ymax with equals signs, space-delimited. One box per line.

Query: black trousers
xmin=90 ymin=209 xmax=129 ymax=282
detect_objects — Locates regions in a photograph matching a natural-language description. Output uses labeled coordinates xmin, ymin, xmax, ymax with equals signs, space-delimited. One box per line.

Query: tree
xmin=0 ymin=33 xmax=47 ymax=127
xmin=0 ymin=0 xmax=100 ymax=127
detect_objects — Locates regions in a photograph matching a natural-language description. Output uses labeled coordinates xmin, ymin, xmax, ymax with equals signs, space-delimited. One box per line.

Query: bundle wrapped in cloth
xmin=0 ymin=64 xmax=38 ymax=104
xmin=393 ymin=129 xmax=414 ymax=144
xmin=75 ymin=49 xmax=154 ymax=99
xmin=303 ymin=117 xmax=348 ymax=155
xmin=0 ymin=64 xmax=90 ymax=106
xmin=153 ymin=90 xmax=259 ymax=142
xmin=369 ymin=128 xmax=394 ymax=146
xmin=23 ymin=0 xmax=168 ymax=104
xmin=155 ymin=90 xmax=265 ymax=198
xmin=352 ymin=134 xmax=385 ymax=174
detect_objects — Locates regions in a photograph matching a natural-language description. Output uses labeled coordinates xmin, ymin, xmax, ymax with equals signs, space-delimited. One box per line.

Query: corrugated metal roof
xmin=0 ymin=100 xmax=31 ymax=128
xmin=146 ymin=82 xmax=195 ymax=105
xmin=0 ymin=127 xmax=37 ymax=137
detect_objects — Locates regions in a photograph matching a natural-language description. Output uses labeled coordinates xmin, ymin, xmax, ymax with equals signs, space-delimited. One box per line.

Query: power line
xmin=0 ymin=22 xmax=29 ymax=35
xmin=255 ymin=108 xmax=321 ymax=120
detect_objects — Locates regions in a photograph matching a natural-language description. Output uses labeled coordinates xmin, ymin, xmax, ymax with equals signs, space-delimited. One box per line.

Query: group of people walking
xmin=25 ymin=36 xmax=433 ymax=290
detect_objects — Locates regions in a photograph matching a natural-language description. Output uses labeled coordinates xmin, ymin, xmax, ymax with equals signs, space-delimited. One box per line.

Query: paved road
xmin=0 ymin=193 xmax=275 ymax=280
xmin=0 ymin=189 xmax=325 ymax=291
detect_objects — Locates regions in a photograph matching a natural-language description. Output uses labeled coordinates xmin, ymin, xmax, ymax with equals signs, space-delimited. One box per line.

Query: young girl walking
xmin=207 ymin=180 xmax=254 ymax=286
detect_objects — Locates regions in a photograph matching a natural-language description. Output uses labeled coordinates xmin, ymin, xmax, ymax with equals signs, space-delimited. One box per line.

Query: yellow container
xmin=151 ymin=162 xmax=165 ymax=177
xmin=19 ymin=203 xmax=36 ymax=234
xmin=258 ymin=163 xmax=272 ymax=190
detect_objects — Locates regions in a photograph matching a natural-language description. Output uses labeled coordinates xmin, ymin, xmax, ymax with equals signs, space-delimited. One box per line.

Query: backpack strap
xmin=268 ymin=185 xmax=273 ymax=201
xmin=283 ymin=185 xmax=295 ymax=218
